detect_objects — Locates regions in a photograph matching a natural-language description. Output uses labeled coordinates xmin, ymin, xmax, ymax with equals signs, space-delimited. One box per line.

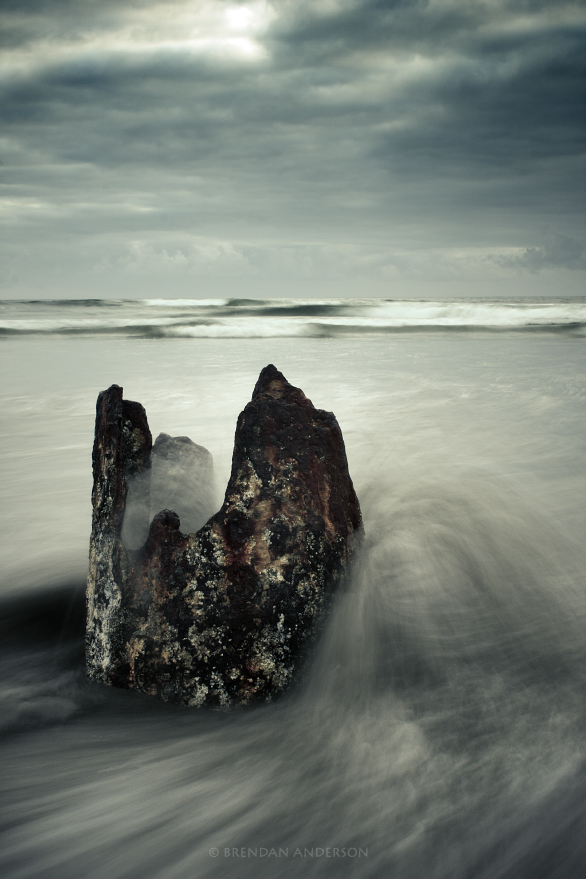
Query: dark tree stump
xmin=86 ymin=365 xmax=363 ymax=707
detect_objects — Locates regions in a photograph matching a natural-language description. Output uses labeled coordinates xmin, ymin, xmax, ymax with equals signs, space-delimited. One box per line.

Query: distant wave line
xmin=1 ymin=321 xmax=586 ymax=338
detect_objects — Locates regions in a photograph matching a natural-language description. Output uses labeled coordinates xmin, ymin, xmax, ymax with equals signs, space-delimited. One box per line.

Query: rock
xmin=86 ymin=365 xmax=363 ymax=707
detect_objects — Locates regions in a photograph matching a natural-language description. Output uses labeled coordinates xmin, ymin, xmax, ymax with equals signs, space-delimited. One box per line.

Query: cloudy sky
xmin=1 ymin=0 xmax=585 ymax=299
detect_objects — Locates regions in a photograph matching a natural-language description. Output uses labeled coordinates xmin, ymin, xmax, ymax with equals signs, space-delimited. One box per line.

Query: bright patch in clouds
xmin=0 ymin=1 xmax=275 ymax=75
xmin=0 ymin=0 xmax=583 ymax=299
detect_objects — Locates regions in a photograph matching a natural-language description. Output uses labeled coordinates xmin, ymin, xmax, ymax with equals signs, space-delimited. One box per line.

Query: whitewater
xmin=1 ymin=298 xmax=585 ymax=878
xmin=1 ymin=297 xmax=586 ymax=338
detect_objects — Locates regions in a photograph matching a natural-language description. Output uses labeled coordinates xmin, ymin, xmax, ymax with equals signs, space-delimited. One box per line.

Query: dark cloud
xmin=0 ymin=0 xmax=584 ymax=297
xmin=491 ymin=234 xmax=586 ymax=272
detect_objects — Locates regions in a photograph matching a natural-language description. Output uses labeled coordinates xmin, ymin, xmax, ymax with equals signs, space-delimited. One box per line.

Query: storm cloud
xmin=1 ymin=0 xmax=584 ymax=298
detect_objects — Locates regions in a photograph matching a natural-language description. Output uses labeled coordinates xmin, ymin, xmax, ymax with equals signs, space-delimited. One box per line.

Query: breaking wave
xmin=1 ymin=298 xmax=585 ymax=338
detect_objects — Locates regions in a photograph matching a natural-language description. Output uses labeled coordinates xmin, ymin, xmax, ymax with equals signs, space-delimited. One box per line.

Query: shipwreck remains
xmin=86 ymin=365 xmax=362 ymax=708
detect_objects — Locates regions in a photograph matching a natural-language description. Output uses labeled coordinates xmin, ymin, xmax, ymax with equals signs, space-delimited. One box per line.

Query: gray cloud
xmin=490 ymin=234 xmax=586 ymax=272
xmin=0 ymin=0 xmax=584 ymax=298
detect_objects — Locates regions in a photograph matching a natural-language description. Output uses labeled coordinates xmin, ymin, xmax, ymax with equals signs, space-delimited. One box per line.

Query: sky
xmin=1 ymin=0 xmax=585 ymax=300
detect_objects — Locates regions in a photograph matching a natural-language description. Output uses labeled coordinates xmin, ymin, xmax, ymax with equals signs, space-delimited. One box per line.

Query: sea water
xmin=1 ymin=299 xmax=585 ymax=878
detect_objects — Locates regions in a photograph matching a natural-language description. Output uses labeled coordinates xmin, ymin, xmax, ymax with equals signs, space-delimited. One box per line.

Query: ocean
xmin=1 ymin=297 xmax=585 ymax=878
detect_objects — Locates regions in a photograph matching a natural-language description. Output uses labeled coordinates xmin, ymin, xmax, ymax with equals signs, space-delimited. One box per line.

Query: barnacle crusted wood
xmin=86 ymin=365 xmax=363 ymax=707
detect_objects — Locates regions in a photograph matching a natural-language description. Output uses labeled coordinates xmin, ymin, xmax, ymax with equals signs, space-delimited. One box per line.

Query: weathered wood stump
xmin=86 ymin=365 xmax=363 ymax=707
